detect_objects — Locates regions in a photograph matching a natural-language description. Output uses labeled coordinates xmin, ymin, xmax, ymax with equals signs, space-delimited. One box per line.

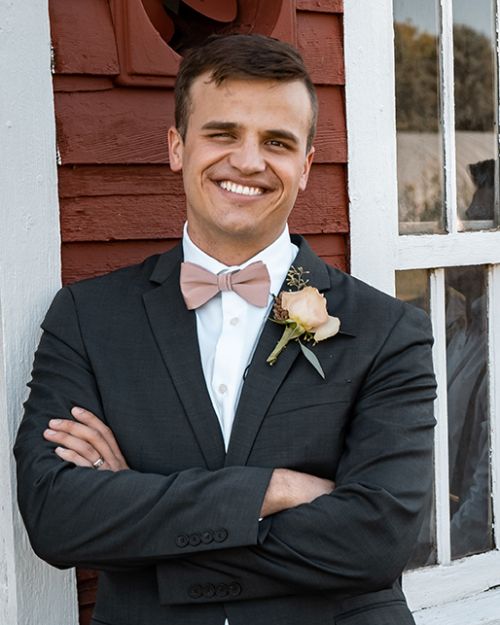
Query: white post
xmin=344 ymin=0 xmax=399 ymax=295
xmin=0 ymin=1 xmax=78 ymax=624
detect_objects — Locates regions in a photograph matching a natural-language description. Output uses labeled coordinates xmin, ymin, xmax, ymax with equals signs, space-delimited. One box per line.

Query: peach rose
xmin=281 ymin=287 xmax=340 ymax=341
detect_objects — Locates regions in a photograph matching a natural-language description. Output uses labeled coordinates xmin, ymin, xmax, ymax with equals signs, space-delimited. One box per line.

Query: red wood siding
xmin=49 ymin=1 xmax=346 ymax=622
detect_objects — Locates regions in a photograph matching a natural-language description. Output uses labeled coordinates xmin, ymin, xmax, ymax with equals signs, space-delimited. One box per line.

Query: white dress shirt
xmin=182 ymin=224 xmax=297 ymax=624
xmin=182 ymin=223 xmax=298 ymax=449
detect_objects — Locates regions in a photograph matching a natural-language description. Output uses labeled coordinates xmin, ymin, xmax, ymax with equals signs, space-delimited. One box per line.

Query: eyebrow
xmin=201 ymin=121 xmax=300 ymax=146
xmin=201 ymin=121 xmax=240 ymax=132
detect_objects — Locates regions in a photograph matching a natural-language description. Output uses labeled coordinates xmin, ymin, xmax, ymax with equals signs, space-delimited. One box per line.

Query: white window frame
xmin=345 ymin=0 xmax=500 ymax=620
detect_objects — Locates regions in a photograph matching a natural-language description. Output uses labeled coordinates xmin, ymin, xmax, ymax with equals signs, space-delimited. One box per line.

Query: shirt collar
xmin=182 ymin=223 xmax=298 ymax=298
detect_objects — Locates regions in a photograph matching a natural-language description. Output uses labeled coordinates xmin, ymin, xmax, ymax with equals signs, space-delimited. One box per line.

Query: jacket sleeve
xmin=155 ymin=304 xmax=437 ymax=604
xmin=14 ymin=287 xmax=273 ymax=571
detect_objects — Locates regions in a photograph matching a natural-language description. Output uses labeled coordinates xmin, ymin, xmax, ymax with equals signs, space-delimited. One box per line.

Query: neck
xmin=186 ymin=227 xmax=284 ymax=266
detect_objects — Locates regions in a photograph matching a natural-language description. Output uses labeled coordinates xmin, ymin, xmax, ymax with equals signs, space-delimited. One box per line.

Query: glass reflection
xmin=446 ymin=266 xmax=492 ymax=558
xmin=453 ymin=0 xmax=499 ymax=230
xmin=396 ymin=269 xmax=436 ymax=568
xmin=394 ymin=0 xmax=445 ymax=234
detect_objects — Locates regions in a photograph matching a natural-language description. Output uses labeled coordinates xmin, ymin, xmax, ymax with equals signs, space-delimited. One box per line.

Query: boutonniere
xmin=266 ymin=266 xmax=340 ymax=379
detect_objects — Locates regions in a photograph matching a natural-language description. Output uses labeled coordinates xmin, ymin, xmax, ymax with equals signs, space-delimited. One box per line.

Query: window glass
xmin=453 ymin=0 xmax=499 ymax=231
xmin=396 ymin=269 xmax=436 ymax=568
xmin=394 ymin=0 xmax=445 ymax=234
xmin=445 ymin=266 xmax=492 ymax=558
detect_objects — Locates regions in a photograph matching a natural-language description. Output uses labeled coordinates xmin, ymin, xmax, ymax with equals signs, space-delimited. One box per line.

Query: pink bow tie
xmin=180 ymin=261 xmax=271 ymax=310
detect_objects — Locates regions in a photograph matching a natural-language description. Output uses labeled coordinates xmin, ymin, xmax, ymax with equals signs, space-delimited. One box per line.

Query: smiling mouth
xmin=218 ymin=180 xmax=265 ymax=197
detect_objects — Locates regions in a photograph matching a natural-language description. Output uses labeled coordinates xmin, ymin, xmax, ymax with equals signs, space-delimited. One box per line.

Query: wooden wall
xmin=49 ymin=0 xmax=346 ymax=621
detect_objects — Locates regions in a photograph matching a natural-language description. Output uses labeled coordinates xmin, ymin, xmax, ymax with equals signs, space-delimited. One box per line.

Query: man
xmin=15 ymin=34 xmax=436 ymax=625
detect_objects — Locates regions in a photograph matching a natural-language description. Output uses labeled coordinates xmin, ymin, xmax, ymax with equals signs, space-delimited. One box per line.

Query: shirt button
xmin=230 ymin=317 xmax=239 ymax=326
xmin=218 ymin=384 xmax=228 ymax=394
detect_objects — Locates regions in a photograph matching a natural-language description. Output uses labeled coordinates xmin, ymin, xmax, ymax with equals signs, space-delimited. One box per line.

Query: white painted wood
xmin=405 ymin=550 xmax=500 ymax=611
xmin=0 ymin=1 xmax=78 ymax=624
xmin=413 ymin=587 xmax=500 ymax=625
xmin=439 ymin=0 xmax=459 ymax=234
xmin=397 ymin=231 xmax=500 ymax=270
xmin=489 ymin=265 xmax=500 ymax=549
xmin=429 ymin=269 xmax=451 ymax=564
xmin=344 ymin=0 xmax=399 ymax=295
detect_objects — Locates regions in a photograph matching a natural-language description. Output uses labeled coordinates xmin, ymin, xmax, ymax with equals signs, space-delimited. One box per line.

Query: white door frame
xmin=0 ymin=1 xmax=78 ymax=623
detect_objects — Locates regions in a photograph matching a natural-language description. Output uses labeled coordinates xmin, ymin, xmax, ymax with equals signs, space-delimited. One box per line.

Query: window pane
xmin=446 ymin=266 xmax=492 ymax=559
xmin=394 ymin=0 xmax=445 ymax=235
xmin=396 ymin=269 xmax=436 ymax=568
xmin=453 ymin=0 xmax=500 ymax=231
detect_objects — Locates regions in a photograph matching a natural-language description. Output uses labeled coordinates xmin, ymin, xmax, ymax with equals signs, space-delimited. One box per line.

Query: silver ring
xmin=92 ymin=457 xmax=105 ymax=469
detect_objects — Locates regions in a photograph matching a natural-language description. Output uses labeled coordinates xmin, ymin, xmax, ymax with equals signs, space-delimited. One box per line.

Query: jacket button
xmin=188 ymin=584 xmax=203 ymax=599
xmin=201 ymin=530 xmax=214 ymax=544
xmin=216 ymin=583 xmax=229 ymax=598
xmin=176 ymin=534 xmax=189 ymax=548
xmin=213 ymin=528 xmax=228 ymax=542
xmin=228 ymin=581 xmax=241 ymax=596
xmin=189 ymin=533 xmax=201 ymax=546
xmin=202 ymin=583 xmax=216 ymax=598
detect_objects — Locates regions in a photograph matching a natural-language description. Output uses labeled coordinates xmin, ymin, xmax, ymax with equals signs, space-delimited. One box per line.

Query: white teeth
xmin=219 ymin=181 xmax=264 ymax=196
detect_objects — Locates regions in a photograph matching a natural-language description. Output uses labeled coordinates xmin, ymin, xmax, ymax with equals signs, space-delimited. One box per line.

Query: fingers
xmin=44 ymin=422 xmax=113 ymax=470
xmin=71 ymin=407 xmax=128 ymax=465
xmin=54 ymin=446 xmax=94 ymax=468
xmin=43 ymin=413 xmax=129 ymax=471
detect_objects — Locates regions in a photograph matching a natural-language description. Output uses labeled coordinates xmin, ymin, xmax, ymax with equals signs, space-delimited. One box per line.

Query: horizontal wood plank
xmin=58 ymin=165 xmax=183 ymax=198
xmin=53 ymin=76 xmax=115 ymax=93
xmin=50 ymin=0 xmax=119 ymax=75
xmin=298 ymin=12 xmax=344 ymax=85
xmin=62 ymin=240 xmax=179 ymax=284
xmin=297 ymin=0 xmax=343 ymax=12
xmin=301 ymin=232 xmax=346 ymax=256
xmin=61 ymin=194 xmax=186 ymax=241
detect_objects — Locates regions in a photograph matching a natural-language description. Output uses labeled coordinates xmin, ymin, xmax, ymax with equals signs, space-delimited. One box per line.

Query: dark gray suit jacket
xmin=15 ymin=236 xmax=437 ymax=625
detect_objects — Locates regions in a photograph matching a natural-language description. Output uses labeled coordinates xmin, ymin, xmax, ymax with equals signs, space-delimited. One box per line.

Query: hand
xmin=260 ymin=468 xmax=335 ymax=517
xmin=43 ymin=407 xmax=129 ymax=472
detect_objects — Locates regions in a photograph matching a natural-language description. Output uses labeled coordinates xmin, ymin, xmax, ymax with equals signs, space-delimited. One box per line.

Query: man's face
xmin=168 ymin=73 xmax=315 ymax=258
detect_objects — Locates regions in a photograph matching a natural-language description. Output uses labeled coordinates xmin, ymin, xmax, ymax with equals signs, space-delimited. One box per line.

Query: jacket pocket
xmin=267 ymin=382 xmax=351 ymax=416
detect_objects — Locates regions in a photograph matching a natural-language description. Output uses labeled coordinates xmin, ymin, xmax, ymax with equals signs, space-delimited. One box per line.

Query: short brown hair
xmin=174 ymin=33 xmax=318 ymax=151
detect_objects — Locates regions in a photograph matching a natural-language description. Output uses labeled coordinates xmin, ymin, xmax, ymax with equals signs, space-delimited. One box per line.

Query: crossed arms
xmin=14 ymin=284 xmax=437 ymax=604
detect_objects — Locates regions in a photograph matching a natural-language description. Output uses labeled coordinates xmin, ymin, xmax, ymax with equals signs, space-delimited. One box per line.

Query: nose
xmin=228 ymin=138 xmax=266 ymax=174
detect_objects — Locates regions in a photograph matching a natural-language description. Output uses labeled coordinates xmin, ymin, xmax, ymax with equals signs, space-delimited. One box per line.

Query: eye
xmin=266 ymin=139 xmax=289 ymax=149
xmin=207 ymin=132 xmax=234 ymax=140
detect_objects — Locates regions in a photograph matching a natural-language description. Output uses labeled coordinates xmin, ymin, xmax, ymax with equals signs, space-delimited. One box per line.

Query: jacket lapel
xmin=143 ymin=246 xmax=226 ymax=470
xmin=225 ymin=236 xmax=341 ymax=467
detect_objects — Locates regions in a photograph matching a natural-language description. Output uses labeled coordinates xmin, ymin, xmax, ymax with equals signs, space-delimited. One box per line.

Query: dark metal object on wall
xmin=109 ymin=0 xmax=290 ymax=87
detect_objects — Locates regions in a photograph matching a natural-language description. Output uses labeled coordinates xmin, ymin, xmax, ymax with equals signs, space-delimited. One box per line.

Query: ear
xmin=299 ymin=146 xmax=315 ymax=191
xmin=168 ymin=126 xmax=184 ymax=173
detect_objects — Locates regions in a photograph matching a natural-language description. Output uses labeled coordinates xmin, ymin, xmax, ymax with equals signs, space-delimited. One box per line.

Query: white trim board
xmin=0 ymin=1 xmax=78 ymax=624
xmin=397 ymin=231 xmax=500 ymax=270
xmin=344 ymin=0 xmax=399 ymax=295
xmin=413 ymin=587 xmax=500 ymax=625
xmin=405 ymin=550 xmax=500 ymax=611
